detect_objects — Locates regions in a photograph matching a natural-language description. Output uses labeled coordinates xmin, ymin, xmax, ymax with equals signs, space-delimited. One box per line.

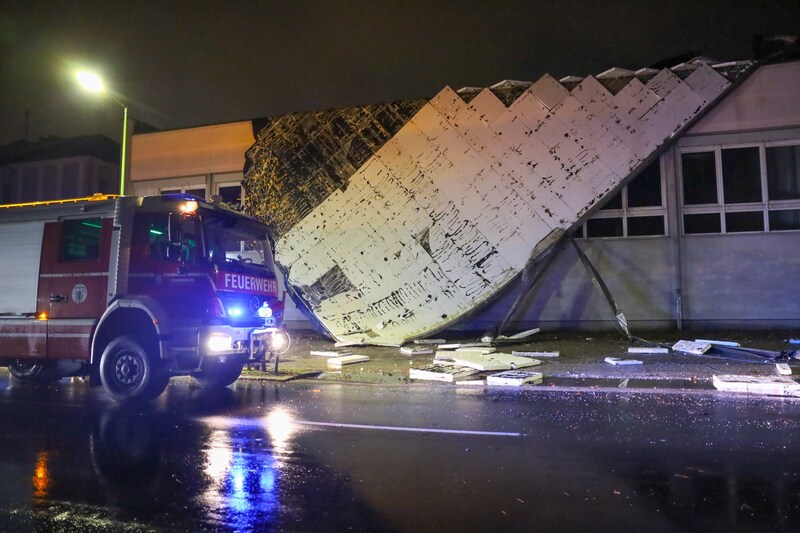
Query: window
xmin=680 ymin=141 xmax=800 ymax=234
xmin=766 ymin=145 xmax=800 ymax=200
xmin=583 ymin=159 xmax=666 ymax=238
xmin=160 ymin=186 xmax=205 ymax=199
xmin=218 ymin=185 xmax=242 ymax=206
xmin=59 ymin=219 xmax=102 ymax=262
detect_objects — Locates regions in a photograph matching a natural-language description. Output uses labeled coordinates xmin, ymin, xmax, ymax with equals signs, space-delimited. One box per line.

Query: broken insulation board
xmin=455 ymin=346 xmax=496 ymax=355
xmin=604 ymin=357 xmax=643 ymax=366
xmin=414 ymin=339 xmax=447 ymax=345
xmin=244 ymin=59 xmax=746 ymax=346
xmin=512 ymin=350 xmax=560 ymax=358
xmin=712 ymin=374 xmax=800 ymax=396
xmin=310 ymin=349 xmax=353 ymax=357
xmin=672 ymin=340 xmax=712 ymax=355
xmin=628 ymin=347 xmax=669 ymax=354
xmin=493 ymin=328 xmax=541 ymax=343
xmin=409 ymin=363 xmax=480 ymax=382
xmin=453 ymin=353 xmax=542 ymax=371
xmin=433 ymin=351 xmax=456 ymax=362
xmin=400 ymin=346 xmax=433 ymax=355
xmin=696 ymin=339 xmax=741 ymax=347
xmin=776 ymin=363 xmax=793 ymax=376
xmin=487 ymin=371 xmax=544 ymax=386
xmin=327 ymin=355 xmax=370 ymax=368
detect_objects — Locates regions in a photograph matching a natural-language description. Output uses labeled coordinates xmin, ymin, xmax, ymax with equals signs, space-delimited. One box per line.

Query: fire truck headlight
xmin=257 ymin=303 xmax=273 ymax=318
xmin=270 ymin=330 xmax=290 ymax=353
xmin=208 ymin=333 xmax=233 ymax=352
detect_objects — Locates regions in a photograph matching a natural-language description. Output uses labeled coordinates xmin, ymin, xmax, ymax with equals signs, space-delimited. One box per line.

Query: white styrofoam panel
xmin=684 ymin=63 xmax=730 ymax=103
xmin=0 ymin=221 xmax=45 ymax=315
xmin=528 ymin=73 xmax=570 ymax=110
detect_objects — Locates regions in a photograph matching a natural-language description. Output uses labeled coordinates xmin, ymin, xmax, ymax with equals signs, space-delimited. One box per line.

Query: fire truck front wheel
xmin=99 ymin=336 xmax=169 ymax=402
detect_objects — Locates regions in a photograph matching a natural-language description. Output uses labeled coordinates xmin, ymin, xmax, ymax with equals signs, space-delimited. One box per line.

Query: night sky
xmin=1 ymin=0 xmax=798 ymax=146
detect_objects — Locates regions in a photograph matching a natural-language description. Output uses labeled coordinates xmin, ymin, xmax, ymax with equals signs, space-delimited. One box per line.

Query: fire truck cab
xmin=0 ymin=194 xmax=287 ymax=402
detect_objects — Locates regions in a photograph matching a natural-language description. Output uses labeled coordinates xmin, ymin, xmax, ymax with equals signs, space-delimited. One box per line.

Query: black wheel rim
xmin=112 ymin=350 xmax=143 ymax=388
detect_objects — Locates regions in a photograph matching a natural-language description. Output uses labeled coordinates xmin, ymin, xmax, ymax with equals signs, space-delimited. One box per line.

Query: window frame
xmin=581 ymin=158 xmax=668 ymax=239
xmin=679 ymin=139 xmax=800 ymax=235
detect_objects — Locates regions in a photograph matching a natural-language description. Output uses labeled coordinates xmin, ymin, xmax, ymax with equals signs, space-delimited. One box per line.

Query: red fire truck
xmin=0 ymin=194 xmax=288 ymax=402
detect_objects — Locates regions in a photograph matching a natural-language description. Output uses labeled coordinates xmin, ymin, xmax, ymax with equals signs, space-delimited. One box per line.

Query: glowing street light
xmin=75 ymin=69 xmax=129 ymax=195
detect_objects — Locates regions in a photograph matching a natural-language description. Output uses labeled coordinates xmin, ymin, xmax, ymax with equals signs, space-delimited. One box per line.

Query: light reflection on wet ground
xmin=0 ymin=378 xmax=798 ymax=531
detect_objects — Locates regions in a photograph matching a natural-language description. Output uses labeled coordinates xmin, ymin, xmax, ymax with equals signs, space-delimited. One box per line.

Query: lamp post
xmin=75 ymin=70 xmax=129 ymax=195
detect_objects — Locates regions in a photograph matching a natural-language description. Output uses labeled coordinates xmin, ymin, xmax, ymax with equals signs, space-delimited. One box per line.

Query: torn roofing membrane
xmin=243 ymin=59 xmax=749 ymax=346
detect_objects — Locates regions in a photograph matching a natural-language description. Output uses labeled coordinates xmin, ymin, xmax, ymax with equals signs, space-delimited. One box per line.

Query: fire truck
xmin=0 ymin=194 xmax=288 ymax=402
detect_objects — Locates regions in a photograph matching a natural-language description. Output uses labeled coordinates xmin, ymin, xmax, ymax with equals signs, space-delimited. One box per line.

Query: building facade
xmin=130 ymin=60 xmax=800 ymax=333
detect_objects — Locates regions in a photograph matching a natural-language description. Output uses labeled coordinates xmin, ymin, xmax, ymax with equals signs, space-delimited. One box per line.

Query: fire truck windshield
xmin=201 ymin=210 xmax=274 ymax=269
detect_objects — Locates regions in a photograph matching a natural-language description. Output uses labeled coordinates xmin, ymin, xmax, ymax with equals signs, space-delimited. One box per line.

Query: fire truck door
xmin=37 ymin=218 xmax=112 ymax=359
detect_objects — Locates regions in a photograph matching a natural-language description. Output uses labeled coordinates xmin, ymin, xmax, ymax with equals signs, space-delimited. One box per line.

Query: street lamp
xmin=75 ymin=70 xmax=129 ymax=195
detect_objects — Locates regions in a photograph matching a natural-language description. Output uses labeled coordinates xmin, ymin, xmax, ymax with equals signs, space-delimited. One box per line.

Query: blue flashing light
xmin=228 ymin=307 xmax=243 ymax=317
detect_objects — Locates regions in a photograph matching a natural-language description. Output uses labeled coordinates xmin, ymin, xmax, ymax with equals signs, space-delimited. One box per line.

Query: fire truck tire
xmin=194 ymin=358 xmax=244 ymax=388
xmin=99 ymin=336 xmax=169 ymax=402
xmin=8 ymin=361 xmax=45 ymax=381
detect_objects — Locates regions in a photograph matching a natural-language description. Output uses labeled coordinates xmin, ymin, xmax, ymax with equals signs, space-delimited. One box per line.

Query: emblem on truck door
xmin=71 ymin=283 xmax=88 ymax=304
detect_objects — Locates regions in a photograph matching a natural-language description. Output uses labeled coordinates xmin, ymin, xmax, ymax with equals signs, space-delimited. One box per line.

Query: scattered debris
xmin=335 ymin=339 xmax=364 ymax=348
xmin=618 ymin=379 xmax=629 ymax=388
xmin=434 ymin=351 xmax=456 ymax=362
xmin=786 ymin=338 xmax=800 ymax=345
xmin=455 ymin=346 xmax=496 ymax=355
xmin=492 ymin=328 xmax=541 ymax=344
xmin=776 ymin=363 xmax=793 ymax=376
xmin=604 ymin=357 xmax=643 ymax=366
xmin=512 ymin=350 xmax=559 ymax=358
xmin=695 ymin=338 xmax=741 ymax=347
xmin=310 ymin=349 xmax=353 ymax=357
xmin=487 ymin=371 xmax=543 ymax=386
xmin=712 ymin=374 xmax=800 ymax=396
xmin=400 ymin=346 xmax=433 ymax=356
xmin=414 ymin=338 xmax=446 ymax=345
xmin=409 ymin=363 xmax=480 ymax=382
xmin=327 ymin=355 xmax=370 ymax=368
xmin=438 ymin=343 xmax=462 ymax=349
xmin=453 ymin=353 xmax=541 ymax=371
xmin=628 ymin=347 xmax=669 ymax=354
xmin=672 ymin=340 xmax=712 ymax=355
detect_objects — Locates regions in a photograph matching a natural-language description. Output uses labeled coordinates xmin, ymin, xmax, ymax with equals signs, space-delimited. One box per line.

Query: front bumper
xmin=200 ymin=325 xmax=284 ymax=360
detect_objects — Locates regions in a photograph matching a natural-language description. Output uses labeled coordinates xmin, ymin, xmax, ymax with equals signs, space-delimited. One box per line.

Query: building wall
xmin=460 ymin=61 xmax=800 ymax=333
xmin=0 ymin=156 xmax=119 ymax=203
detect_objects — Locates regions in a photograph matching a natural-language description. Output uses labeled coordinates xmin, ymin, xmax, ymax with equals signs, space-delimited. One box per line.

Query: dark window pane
xmin=161 ymin=189 xmax=180 ymax=195
xmin=628 ymin=160 xmax=662 ymax=207
xmin=769 ymin=209 xmax=800 ymax=231
xmin=725 ymin=211 xmax=764 ymax=233
xmin=60 ymin=218 xmax=102 ymax=262
xmin=218 ymin=185 xmax=242 ymax=205
xmin=628 ymin=216 xmax=665 ymax=236
xmin=722 ymin=147 xmax=762 ymax=203
xmin=587 ymin=217 xmax=623 ymax=237
xmin=766 ymin=145 xmax=800 ymax=200
xmin=599 ymin=190 xmax=622 ymax=210
xmin=682 ymin=152 xmax=717 ymax=205
xmin=684 ymin=213 xmax=721 ymax=234
xmin=186 ymin=188 xmax=206 ymax=199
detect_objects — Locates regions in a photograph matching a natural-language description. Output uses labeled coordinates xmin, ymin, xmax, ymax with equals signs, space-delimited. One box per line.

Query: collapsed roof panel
xmin=243 ymin=59 xmax=748 ymax=346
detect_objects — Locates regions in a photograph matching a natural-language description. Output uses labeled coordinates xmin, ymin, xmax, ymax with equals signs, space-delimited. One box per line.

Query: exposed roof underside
xmin=244 ymin=58 xmax=751 ymax=346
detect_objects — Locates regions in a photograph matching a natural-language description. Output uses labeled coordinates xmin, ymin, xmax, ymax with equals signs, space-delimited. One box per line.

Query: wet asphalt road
xmin=0 ymin=376 xmax=799 ymax=532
